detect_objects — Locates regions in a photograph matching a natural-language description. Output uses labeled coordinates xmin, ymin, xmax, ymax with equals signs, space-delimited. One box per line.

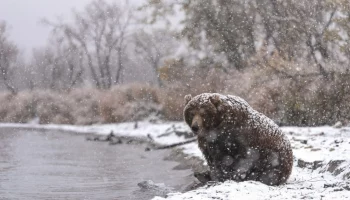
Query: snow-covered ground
xmin=1 ymin=122 xmax=349 ymax=199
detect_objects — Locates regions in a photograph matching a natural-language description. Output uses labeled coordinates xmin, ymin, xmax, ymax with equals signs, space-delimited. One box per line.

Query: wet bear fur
xmin=183 ymin=93 xmax=293 ymax=186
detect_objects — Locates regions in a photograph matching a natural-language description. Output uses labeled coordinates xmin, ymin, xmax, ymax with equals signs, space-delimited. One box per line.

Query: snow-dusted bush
xmin=156 ymin=52 xmax=350 ymax=126
xmin=34 ymin=91 xmax=75 ymax=124
xmin=99 ymin=84 xmax=163 ymax=123
xmin=0 ymin=84 xmax=163 ymax=125
xmin=227 ymin=53 xmax=350 ymax=126
xmin=0 ymin=92 xmax=35 ymax=123
xmin=68 ymin=89 xmax=103 ymax=125
xmin=0 ymin=71 xmax=348 ymax=126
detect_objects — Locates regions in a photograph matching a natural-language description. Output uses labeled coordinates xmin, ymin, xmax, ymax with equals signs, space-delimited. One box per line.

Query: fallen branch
xmin=146 ymin=138 xmax=197 ymax=151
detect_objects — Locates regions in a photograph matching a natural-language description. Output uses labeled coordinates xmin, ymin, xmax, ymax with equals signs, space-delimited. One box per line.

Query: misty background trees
xmin=0 ymin=0 xmax=350 ymax=125
xmin=0 ymin=21 xmax=20 ymax=94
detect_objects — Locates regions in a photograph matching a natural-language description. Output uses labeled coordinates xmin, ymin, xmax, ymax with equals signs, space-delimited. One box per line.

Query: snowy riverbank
xmin=1 ymin=122 xmax=349 ymax=199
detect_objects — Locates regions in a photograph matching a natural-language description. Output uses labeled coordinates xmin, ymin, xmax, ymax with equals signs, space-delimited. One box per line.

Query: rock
xmin=137 ymin=180 xmax=174 ymax=197
xmin=86 ymin=135 xmax=107 ymax=141
xmin=333 ymin=121 xmax=342 ymax=128
xmin=344 ymin=185 xmax=350 ymax=191
xmin=324 ymin=183 xmax=337 ymax=188
xmin=344 ymin=172 xmax=350 ymax=180
xmin=183 ymin=181 xmax=206 ymax=191
xmin=105 ymin=131 xmax=116 ymax=141
xmin=313 ymin=161 xmax=323 ymax=170
xmin=310 ymin=148 xmax=321 ymax=151
xmin=145 ymin=147 xmax=152 ymax=151
xmin=126 ymin=139 xmax=136 ymax=144
xmin=334 ymin=139 xmax=343 ymax=144
xmin=87 ymin=131 xmax=117 ymax=142
xmin=300 ymin=140 xmax=308 ymax=144
xmin=297 ymin=159 xmax=323 ymax=170
xmin=109 ymin=138 xmax=123 ymax=145
xmin=194 ymin=171 xmax=212 ymax=184
xmin=292 ymin=137 xmax=308 ymax=144
xmin=86 ymin=136 xmax=96 ymax=141
xmin=316 ymin=132 xmax=325 ymax=136
xmin=320 ymin=160 xmax=346 ymax=176
xmin=323 ymin=183 xmax=350 ymax=192
xmin=327 ymin=160 xmax=345 ymax=175
xmin=147 ymin=134 xmax=154 ymax=142
xmin=173 ymin=163 xmax=192 ymax=170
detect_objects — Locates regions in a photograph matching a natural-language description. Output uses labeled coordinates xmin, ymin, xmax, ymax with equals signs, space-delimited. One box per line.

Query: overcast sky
xmin=0 ymin=0 xmax=142 ymax=57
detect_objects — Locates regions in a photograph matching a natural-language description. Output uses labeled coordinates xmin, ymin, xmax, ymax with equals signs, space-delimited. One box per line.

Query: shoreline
xmin=0 ymin=123 xmax=203 ymax=195
xmin=1 ymin=122 xmax=350 ymax=199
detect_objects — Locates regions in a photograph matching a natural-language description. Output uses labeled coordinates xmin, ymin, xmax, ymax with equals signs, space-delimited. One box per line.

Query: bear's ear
xmin=184 ymin=94 xmax=192 ymax=105
xmin=209 ymin=94 xmax=221 ymax=108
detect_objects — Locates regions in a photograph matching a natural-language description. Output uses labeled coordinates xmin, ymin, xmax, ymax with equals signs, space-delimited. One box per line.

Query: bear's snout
xmin=191 ymin=114 xmax=203 ymax=134
xmin=191 ymin=121 xmax=199 ymax=133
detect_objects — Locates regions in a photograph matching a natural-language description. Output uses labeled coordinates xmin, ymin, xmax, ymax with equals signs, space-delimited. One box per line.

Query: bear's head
xmin=183 ymin=93 xmax=223 ymax=135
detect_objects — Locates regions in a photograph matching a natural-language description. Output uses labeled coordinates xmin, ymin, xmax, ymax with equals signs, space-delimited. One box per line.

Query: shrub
xmin=0 ymin=65 xmax=348 ymax=126
xmin=99 ymin=84 xmax=163 ymax=123
xmin=232 ymin=52 xmax=350 ymax=126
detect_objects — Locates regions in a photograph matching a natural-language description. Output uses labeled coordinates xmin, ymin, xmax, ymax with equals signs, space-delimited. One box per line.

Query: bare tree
xmin=0 ymin=21 xmax=18 ymax=95
xmin=133 ymin=29 xmax=177 ymax=86
xmin=30 ymin=37 xmax=84 ymax=91
xmin=44 ymin=0 xmax=133 ymax=89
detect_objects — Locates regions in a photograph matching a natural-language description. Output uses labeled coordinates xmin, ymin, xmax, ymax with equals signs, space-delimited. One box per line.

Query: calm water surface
xmin=0 ymin=128 xmax=192 ymax=200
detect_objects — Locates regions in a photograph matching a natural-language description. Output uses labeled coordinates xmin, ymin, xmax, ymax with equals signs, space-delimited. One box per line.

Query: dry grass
xmin=0 ymin=84 xmax=162 ymax=125
xmin=99 ymin=84 xmax=162 ymax=123
xmin=0 ymin=62 xmax=349 ymax=126
xmin=223 ymin=53 xmax=350 ymax=126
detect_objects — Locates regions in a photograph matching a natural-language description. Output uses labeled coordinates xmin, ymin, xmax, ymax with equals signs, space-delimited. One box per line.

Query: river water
xmin=0 ymin=128 xmax=192 ymax=200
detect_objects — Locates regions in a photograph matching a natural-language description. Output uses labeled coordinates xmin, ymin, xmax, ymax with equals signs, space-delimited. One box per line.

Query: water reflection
xmin=0 ymin=128 xmax=191 ymax=199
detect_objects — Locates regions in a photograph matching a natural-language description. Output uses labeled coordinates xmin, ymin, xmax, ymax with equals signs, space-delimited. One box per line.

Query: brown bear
xmin=183 ymin=93 xmax=293 ymax=186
